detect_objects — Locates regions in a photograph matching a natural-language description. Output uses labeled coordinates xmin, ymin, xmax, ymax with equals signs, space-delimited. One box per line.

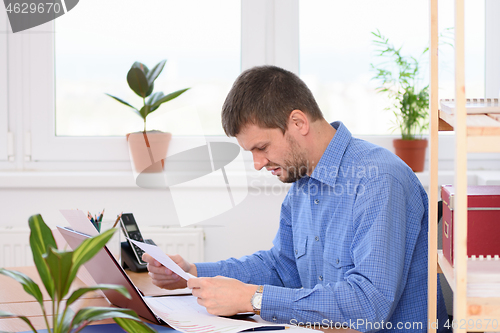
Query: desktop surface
xmin=0 ymin=266 xmax=359 ymax=333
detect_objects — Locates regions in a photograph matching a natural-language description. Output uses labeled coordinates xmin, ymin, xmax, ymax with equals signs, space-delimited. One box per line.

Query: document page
xmin=128 ymin=238 xmax=195 ymax=281
xmin=145 ymin=295 xmax=285 ymax=333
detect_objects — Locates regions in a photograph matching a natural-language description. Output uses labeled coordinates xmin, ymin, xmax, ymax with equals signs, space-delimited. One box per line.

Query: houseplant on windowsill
xmin=370 ymin=29 xmax=429 ymax=172
xmin=0 ymin=214 xmax=156 ymax=333
xmin=106 ymin=60 xmax=189 ymax=173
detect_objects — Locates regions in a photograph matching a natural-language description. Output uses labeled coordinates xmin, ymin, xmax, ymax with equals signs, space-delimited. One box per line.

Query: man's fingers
xmin=196 ymin=297 xmax=206 ymax=307
xmin=191 ymin=287 xmax=201 ymax=298
xmin=142 ymin=253 xmax=154 ymax=264
xmin=187 ymin=277 xmax=201 ymax=289
xmin=149 ymin=271 xmax=180 ymax=281
xmin=146 ymin=261 xmax=177 ymax=276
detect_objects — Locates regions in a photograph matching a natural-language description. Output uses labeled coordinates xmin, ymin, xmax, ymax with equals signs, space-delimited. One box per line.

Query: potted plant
xmin=0 ymin=214 xmax=156 ymax=333
xmin=370 ymin=29 xmax=429 ymax=172
xmin=106 ymin=60 xmax=189 ymax=173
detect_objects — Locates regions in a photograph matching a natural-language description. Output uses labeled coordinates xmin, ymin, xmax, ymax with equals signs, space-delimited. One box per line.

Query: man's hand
xmin=142 ymin=253 xmax=197 ymax=290
xmin=188 ymin=276 xmax=258 ymax=316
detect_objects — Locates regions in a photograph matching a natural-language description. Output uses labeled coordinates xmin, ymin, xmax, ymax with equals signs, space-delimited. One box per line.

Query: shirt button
xmin=315 ymin=236 xmax=319 ymax=241
xmin=336 ymin=258 xmax=340 ymax=264
xmin=295 ymin=249 xmax=298 ymax=255
xmin=314 ymin=199 xmax=320 ymax=204
xmin=319 ymin=275 xmax=323 ymax=281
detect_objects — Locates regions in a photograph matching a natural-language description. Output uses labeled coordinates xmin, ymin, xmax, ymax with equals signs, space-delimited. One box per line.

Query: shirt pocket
xmin=332 ymin=251 xmax=353 ymax=269
xmin=294 ymin=236 xmax=308 ymax=259
xmin=324 ymin=244 xmax=354 ymax=281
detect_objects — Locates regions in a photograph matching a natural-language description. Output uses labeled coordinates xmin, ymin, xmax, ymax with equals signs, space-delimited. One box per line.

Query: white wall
xmin=2 ymin=148 xmax=499 ymax=266
xmin=0 ymin=171 xmax=288 ymax=263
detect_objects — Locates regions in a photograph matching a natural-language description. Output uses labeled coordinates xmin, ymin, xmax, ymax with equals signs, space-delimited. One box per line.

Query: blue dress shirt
xmin=196 ymin=122 xmax=450 ymax=333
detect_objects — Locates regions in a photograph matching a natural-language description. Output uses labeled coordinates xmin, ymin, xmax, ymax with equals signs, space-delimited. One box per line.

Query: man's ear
xmin=288 ymin=110 xmax=310 ymax=135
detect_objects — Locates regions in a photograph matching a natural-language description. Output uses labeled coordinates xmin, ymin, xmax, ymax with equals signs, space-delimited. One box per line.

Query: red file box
xmin=442 ymin=185 xmax=500 ymax=265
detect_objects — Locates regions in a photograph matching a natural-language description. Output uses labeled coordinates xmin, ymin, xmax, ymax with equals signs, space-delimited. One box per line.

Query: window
xmin=437 ymin=0 xmax=485 ymax=99
xmin=299 ymin=0 xmax=485 ymax=135
xmin=8 ymin=0 xmax=242 ymax=166
xmin=55 ymin=0 xmax=241 ymax=137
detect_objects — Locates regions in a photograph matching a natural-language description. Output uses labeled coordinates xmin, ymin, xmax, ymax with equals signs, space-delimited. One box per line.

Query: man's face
xmin=236 ymin=124 xmax=308 ymax=183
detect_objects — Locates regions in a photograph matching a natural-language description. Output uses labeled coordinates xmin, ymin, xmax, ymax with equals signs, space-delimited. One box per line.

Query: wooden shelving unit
xmin=438 ymin=99 xmax=500 ymax=152
xmin=428 ymin=1 xmax=500 ymax=332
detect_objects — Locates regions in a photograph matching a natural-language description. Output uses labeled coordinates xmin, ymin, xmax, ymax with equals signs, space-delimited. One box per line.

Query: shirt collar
xmin=309 ymin=121 xmax=352 ymax=187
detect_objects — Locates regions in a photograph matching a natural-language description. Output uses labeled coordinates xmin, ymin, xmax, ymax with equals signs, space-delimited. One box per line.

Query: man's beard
xmin=274 ymin=134 xmax=309 ymax=184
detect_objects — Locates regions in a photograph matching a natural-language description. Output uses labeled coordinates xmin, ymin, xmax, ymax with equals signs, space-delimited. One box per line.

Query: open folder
xmin=57 ymin=226 xmax=287 ymax=333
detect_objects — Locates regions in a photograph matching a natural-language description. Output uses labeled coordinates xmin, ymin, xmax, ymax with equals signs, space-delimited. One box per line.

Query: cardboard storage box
xmin=442 ymin=185 xmax=500 ymax=265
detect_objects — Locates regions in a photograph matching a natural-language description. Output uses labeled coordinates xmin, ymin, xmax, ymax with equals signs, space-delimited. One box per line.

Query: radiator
xmin=0 ymin=226 xmax=204 ymax=268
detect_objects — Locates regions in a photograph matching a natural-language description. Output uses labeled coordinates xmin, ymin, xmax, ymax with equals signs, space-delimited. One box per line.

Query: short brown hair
xmin=221 ymin=65 xmax=323 ymax=136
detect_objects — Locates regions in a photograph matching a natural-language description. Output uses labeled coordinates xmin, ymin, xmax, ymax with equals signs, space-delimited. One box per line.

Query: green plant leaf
xmin=71 ymin=307 xmax=145 ymax=329
xmin=0 ymin=310 xmax=37 ymax=333
xmin=370 ymin=29 xmax=431 ymax=138
xmin=139 ymin=105 xmax=151 ymax=119
xmin=28 ymin=214 xmax=56 ymax=299
xmin=66 ymin=284 xmax=131 ymax=306
xmin=115 ymin=317 xmax=158 ymax=333
xmin=105 ymin=94 xmax=142 ymax=117
xmin=131 ymin=61 xmax=149 ymax=76
xmin=67 ymin=228 xmax=116 ymax=294
xmin=147 ymin=92 xmax=164 ymax=106
xmin=130 ymin=61 xmax=155 ymax=98
xmin=146 ymin=92 xmax=165 ymax=113
xmin=127 ymin=67 xmax=150 ymax=98
xmin=149 ymin=88 xmax=190 ymax=113
xmin=146 ymin=82 xmax=155 ymax=98
xmin=0 ymin=269 xmax=44 ymax=306
xmin=44 ymin=247 xmax=74 ymax=302
xmin=146 ymin=60 xmax=166 ymax=86
xmin=58 ymin=307 xmax=75 ymax=333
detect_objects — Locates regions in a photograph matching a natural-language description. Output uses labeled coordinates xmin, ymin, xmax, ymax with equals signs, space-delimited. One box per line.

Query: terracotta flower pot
xmin=393 ymin=138 xmax=428 ymax=172
xmin=126 ymin=131 xmax=172 ymax=173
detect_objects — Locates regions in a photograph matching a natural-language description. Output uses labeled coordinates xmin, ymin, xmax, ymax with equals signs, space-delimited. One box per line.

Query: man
xmin=143 ymin=66 xmax=450 ymax=332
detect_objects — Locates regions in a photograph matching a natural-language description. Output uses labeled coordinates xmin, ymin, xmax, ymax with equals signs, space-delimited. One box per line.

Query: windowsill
xmin=0 ymin=171 xmax=137 ymax=188
xmin=1 ymin=170 xmax=499 ymax=189
xmin=0 ymin=170 xmax=280 ymax=189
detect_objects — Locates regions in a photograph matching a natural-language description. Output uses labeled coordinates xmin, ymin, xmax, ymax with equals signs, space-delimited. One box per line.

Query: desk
xmin=0 ymin=266 xmax=358 ymax=332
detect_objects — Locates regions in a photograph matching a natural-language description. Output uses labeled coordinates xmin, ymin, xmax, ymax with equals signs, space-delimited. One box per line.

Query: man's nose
xmin=252 ymin=151 xmax=268 ymax=171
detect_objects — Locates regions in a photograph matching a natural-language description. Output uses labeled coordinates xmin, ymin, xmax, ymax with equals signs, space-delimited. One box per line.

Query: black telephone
xmin=120 ymin=213 xmax=156 ymax=272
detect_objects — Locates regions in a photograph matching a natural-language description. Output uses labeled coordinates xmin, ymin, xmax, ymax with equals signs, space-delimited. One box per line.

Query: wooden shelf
xmin=438 ymin=109 xmax=500 ymax=152
xmin=466 ymin=297 xmax=500 ymax=332
xmin=439 ymin=109 xmax=500 ymax=136
xmin=441 ymin=98 xmax=500 ymax=114
xmin=437 ymin=251 xmax=500 ymax=331
xmin=438 ymin=250 xmax=500 ymax=297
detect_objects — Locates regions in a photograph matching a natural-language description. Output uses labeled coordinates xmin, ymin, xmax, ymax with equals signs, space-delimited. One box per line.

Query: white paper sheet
xmin=128 ymin=238 xmax=195 ymax=281
xmin=145 ymin=295 xmax=288 ymax=333
xmin=60 ymin=209 xmax=98 ymax=237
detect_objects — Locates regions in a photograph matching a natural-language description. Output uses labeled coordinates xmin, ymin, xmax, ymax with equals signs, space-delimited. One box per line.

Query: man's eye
xmin=258 ymin=146 xmax=267 ymax=151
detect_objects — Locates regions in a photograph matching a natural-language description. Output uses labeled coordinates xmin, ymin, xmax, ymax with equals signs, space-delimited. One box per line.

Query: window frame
xmin=485 ymin=0 xmax=500 ymax=98
xmin=0 ymin=8 xmax=8 ymax=163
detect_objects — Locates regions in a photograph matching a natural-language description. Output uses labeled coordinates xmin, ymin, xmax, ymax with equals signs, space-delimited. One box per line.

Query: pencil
xmin=112 ymin=212 xmax=123 ymax=228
